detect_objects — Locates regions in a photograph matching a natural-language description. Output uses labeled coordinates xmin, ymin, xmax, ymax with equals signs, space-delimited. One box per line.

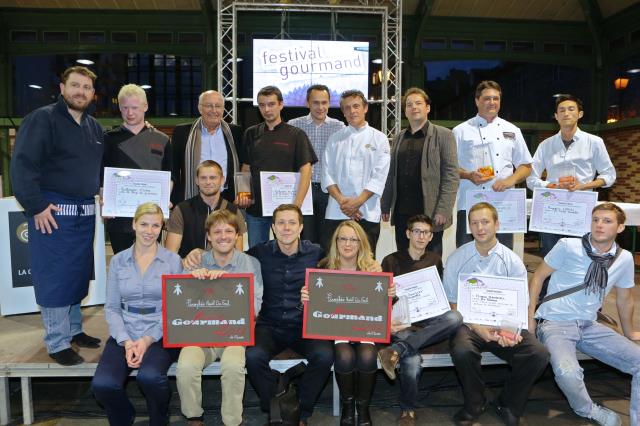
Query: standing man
xmin=165 ymin=160 xmax=245 ymax=258
xmin=171 ymin=90 xmax=244 ymax=205
xmin=176 ymin=209 xmax=262 ymax=426
xmin=240 ymin=86 xmax=317 ymax=247
xmin=382 ymin=87 xmax=459 ymax=254
xmin=289 ymin=84 xmax=345 ymax=245
xmin=10 ymin=66 xmax=104 ymax=365
xmin=245 ymin=204 xmax=333 ymax=425
xmin=377 ymin=214 xmax=463 ymax=425
xmin=529 ymin=203 xmax=640 ymax=426
xmin=453 ymin=81 xmax=532 ymax=249
xmin=526 ymin=94 xmax=616 ymax=256
xmin=103 ymin=83 xmax=173 ymax=253
xmin=322 ymin=90 xmax=390 ymax=252
xmin=443 ymin=202 xmax=549 ymax=426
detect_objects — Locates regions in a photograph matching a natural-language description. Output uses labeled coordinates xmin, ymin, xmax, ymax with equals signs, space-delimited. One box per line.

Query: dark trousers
xmin=539 ymin=232 xmax=562 ymax=257
xmin=302 ymin=183 xmax=329 ymax=246
xmin=391 ymin=310 xmax=462 ymax=410
xmin=92 ymin=337 xmax=177 ymax=426
xmin=324 ymin=219 xmax=381 ymax=254
xmin=393 ymin=212 xmax=444 ymax=255
xmin=108 ymin=231 xmax=136 ymax=255
xmin=449 ymin=325 xmax=549 ymax=417
xmin=245 ymin=322 xmax=334 ymax=421
xmin=456 ymin=210 xmax=513 ymax=249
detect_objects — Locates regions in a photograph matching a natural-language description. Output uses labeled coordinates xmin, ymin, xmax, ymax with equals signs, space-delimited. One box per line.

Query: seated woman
xmin=302 ymin=220 xmax=394 ymax=426
xmin=92 ymin=202 xmax=182 ymax=425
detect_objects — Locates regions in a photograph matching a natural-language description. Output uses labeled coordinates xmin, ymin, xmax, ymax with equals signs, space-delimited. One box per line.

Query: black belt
xmin=121 ymin=303 xmax=156 ymax=315
xmin=312 ymin=182 xmax=322 ymax=188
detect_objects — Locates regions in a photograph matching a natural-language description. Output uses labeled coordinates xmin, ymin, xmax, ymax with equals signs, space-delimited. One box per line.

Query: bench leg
xmin=0 ymin=377 xmax=9 ymax=425
xmin=21 ymin=377 xmax=33 ymax=425
xmin=332 ymin=370 xmax=339 ymax=417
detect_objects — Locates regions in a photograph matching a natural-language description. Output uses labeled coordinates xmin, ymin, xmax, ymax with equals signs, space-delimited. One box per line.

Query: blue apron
xmin=28 ymin=191 xmax=96 ymax=307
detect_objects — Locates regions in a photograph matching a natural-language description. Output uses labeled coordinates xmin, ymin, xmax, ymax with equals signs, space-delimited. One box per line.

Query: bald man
xmin=172 ymin=90 xmax=246 ymax=204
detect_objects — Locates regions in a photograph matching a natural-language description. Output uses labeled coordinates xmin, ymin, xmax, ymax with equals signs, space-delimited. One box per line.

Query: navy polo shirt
xmin=248 ymin=239 xmax=323 ymax=326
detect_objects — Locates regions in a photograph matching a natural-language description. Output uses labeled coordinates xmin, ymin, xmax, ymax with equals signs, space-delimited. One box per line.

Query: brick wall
xmin=600 ymin=125 xmax=640 ymax=203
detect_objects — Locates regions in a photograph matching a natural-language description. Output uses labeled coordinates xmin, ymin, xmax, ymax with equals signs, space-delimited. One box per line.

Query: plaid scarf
xmin=582 ymin=233 xmax=617 ymax=300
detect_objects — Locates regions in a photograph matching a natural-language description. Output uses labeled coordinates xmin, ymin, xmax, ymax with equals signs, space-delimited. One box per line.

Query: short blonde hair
xmin=133 ymin=202 xmax=164 ymax=223
xmin=118 ymin=84 xmax=147 ymax=104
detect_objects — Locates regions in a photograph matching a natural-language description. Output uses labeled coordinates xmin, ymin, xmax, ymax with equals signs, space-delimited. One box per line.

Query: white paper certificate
xmin=102 ymin=167 xmax=171 ymax=218
xmin=260 ymin=172 xmax=313 ymax=216
xmin=465 ymin=189 xmax=526 ymax=234
xmin=394 ymin=266 xmax=450 ymax=323
xmin=529 ymin=188 xmax=598 ymax=237
xmin=456 ymin=273 xmax=528 ymax=330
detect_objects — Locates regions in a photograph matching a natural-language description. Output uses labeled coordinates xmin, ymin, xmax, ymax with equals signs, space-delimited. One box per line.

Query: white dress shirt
xmin=526 ymin=127 xmax=616 ymax=190
xmin=442 ymin=240 xmax=527 ymax=304
xmin=321 ymin=123 xmax=391 ymax=222
xmin=453 ymin=115 xmax=532 ymax=211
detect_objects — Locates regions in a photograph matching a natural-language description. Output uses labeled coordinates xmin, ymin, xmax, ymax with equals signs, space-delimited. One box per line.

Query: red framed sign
xmin=302 ymin=269 xmax=392 ymax=343
xmin=162 ymin=274 xmax=255 ymax=347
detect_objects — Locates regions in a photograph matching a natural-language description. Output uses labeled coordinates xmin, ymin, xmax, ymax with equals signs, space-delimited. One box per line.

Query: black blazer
xmin=171 ymin=121 xmax=245 ymax=205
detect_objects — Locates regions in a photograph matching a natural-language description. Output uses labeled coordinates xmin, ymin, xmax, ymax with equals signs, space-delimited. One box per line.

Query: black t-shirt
xmin=395 ymin=123 xmax=427 ymax=215
xmin=244 ymin=121 xmax=317 ymax=216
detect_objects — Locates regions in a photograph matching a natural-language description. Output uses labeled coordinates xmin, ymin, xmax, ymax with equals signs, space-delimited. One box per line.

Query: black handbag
xmin=269 ymin=362 xmax=307 ymax=426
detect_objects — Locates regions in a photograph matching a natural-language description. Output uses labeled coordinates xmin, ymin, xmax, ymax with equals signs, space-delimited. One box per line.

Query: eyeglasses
xmin=337 ymin=236 xmax=360 ymax=244
xmin=410 ymin=229 xmax=432 ymax=237
xmin=199 ymin=103 xmax=222 ymax=110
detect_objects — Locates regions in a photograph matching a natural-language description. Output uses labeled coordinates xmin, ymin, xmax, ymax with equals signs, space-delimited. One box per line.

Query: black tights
xmin=334 ymin=342 xmax=378 ymax=374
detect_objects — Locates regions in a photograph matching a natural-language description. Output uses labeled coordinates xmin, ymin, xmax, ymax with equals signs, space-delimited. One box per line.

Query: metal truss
xmin=217 ymin=0 xmax=402 ymax=139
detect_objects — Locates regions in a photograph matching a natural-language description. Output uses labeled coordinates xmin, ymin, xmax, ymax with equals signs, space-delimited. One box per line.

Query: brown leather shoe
xmin=378 ymin=346 xmax=399 ymax=380
xmin=398 ymin=410 xmax=416 ymax=426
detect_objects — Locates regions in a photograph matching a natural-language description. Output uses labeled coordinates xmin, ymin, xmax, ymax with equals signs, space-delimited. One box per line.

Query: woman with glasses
xmin=92 ymin=202 xmax=182 ymax=425
xmin=302 ymin=220 xmax=395 ymax=425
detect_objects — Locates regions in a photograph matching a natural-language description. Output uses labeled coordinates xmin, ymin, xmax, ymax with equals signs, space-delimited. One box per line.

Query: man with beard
xmin=166 ymin=160 xmax=246 ymax=259
xmin=10 ymin=66 xmax=104 ymax=365
xmin=171 ymin=90 xmax=244 ymax=204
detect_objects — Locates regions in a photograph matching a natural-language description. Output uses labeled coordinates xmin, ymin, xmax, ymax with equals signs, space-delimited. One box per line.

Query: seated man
xmin=176 ymin=209 xmax=263 ymax=426
xmin=377 ymin=214 xmax=463 ymax=425
xmin=443 ymin=202 xmax=549 ymax=426
xmin=529 ymin=203 xmax=640 ymax=426
xmin=245 ymin=204 xmax=333 ymax=425
xmin=166 ymin=160 xmax=245 ymax=258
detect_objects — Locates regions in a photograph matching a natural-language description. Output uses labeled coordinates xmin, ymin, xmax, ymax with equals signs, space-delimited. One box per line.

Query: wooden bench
xmin=0 ymin=347 xmax=593 ymax=425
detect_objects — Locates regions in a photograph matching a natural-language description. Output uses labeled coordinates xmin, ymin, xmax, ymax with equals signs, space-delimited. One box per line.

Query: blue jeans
xmin=537 ymin=320 xmax=640 ymax=424
xmin=391 ymin=310 xmax=463 ymax=410
xmin=41 ymin=303 xmax=82 ymax=353
xmin=92 ymin=337 xmax=176 ymax=426
xmin=246 ymin=213 xmax=272 ymax=248
xmin=539 ymin=232 xmax=562 ymax=257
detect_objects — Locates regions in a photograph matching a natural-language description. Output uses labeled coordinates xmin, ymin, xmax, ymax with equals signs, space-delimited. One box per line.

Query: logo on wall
xmin=9 ymin=212 xmax=32 ymax=288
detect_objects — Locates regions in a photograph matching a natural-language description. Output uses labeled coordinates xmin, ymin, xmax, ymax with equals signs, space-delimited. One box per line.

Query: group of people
xmin=8 ymin=65 xmax=640 ymax=426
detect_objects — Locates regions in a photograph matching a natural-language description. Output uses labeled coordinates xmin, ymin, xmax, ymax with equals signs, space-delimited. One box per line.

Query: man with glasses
xmin=378 ymin=214 xmax=463 ymax=425
xmin=172 ymin=90 xmax=245 ymax=204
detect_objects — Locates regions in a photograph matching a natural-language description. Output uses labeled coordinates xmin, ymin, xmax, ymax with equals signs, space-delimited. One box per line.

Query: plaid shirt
xmin=289 ymin=114 xmax=345 ymax=183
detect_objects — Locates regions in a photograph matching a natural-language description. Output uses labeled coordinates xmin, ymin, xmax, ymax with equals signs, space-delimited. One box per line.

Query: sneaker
xmin=589 ymin=404 xmax=621 ymax=426
xmin=71 ymin=332 xmax=101 ymax=348
xmin=398 ymin=410 xmax=416 ymax=426
xmin=378 ymin=346 xmax=399 ymax=380
xmin=49 ymin=348 xmax=84 ymax=366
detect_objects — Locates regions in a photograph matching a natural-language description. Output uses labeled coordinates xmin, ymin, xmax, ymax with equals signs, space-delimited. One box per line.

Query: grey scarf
xmin=581 ymin=233 xmax=617 ymax=300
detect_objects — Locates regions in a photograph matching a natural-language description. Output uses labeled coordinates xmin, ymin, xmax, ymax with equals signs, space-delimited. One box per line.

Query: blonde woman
xmin=92 ymin=203 xmax=182 ymax=425
xmin=302 ymin=220 xmax=395 ymax=426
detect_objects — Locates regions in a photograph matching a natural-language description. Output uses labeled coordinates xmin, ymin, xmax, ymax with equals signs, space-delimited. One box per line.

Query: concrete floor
xmin=0 ymin=241 xmax=638 ymax=425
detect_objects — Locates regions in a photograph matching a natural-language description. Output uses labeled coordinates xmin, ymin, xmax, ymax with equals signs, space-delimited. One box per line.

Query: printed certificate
xmin=259 ymin=172 xmax=313 ymax=216
xmin=303 ymin=269 xmax=392 ymax=343
xmin=162 ymin=274 xmax=255 ymax=347
xmin=102 ymin=167 xmax=171 ymax=218
xmin=529 ymin=188 xmax=598 ymax=236
xmin=394 ymin=266 xmax=450 ymax=323
xmin=465 ymin=189 xmax=527 ymax=234
xmin=456 ymin=273 xmax=528 ymax=330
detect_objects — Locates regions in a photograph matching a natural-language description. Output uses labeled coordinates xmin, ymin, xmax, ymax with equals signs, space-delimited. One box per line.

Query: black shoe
xmin=49 ymin=348 xmax=84 ymax=366
xmin=492 ymin=402 xmax=520 ymax=426
xmin=71 ymin=332 xmax=101 ymax=348
xmin=453 ymin=403 xmax=486 ymax=426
